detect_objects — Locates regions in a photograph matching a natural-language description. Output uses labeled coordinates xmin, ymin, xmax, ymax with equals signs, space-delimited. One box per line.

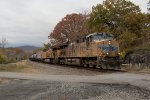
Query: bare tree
xmin=148 ymin=0 xmax=150 ymax=13
xmin=0 ymin=41 xmax=1 ymax=48
xmin=0 ymin=38 xmax=8 ymax=48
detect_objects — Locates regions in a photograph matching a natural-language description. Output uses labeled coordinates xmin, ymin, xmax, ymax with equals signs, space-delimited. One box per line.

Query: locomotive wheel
xmin=89 ymin=63 xmax=93 ymax=68
xmin=89 ymin=63 xmax=96 ymax=69
xmin=101 ymin=63 xmax=107 ymax=69
xmin=115 ymin=64 xmax=121 ymax=70
xmin=83 ymin=64 xmax=89 ymax=68
xmin=93 ymin=65 xmax=96 ymax=69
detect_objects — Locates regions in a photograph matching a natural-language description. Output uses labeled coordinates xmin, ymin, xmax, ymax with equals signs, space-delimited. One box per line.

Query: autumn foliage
xmin=88 ymin=0 xmax=149 ymax=52
xmin=47 ymin=0 xmax=150 ymax=56
xmin=0 ymin=48 xmax=27 ymax=64
xmin=49 ymin=13 xmax=88 ymax=45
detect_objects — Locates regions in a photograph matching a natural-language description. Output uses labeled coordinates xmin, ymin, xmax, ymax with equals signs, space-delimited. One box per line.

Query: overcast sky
xmin=0 ymin=0 xmax=148 ymax=47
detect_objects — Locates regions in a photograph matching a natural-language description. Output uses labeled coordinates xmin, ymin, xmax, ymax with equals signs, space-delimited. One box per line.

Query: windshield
xmin=98 ymin=46 xmax=118 ymax=53
xmin=93 ymin=33 xmax=113 ymax=40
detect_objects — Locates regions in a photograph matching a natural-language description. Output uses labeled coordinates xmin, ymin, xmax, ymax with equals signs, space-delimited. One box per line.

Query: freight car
xmin=30 ymin=32 xmax=122 ymax=70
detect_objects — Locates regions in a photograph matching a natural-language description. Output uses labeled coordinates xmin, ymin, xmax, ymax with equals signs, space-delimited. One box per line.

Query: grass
xmin=0 ymin=79 xmax=9 ymax=84
xmin=0 ymin=79 xmax=2 ymax=84
xmin=0 ymin=60 xmax=39 ymax=84
xmin=122 ymin=64 xmax=150 ymax=73
xmin=0 ymin=63 xmax=27 ymax=72
xmin=0 ymin=60 xmax=38 ymax=73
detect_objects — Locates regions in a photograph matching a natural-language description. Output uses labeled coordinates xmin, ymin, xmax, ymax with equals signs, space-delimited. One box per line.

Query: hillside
xmin=16 ymin=45 xmax=41 ymax=53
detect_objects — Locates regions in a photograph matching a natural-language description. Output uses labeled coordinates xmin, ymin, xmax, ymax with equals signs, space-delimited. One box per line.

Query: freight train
xmin=30 ymin=32 xmax=122 ymax=70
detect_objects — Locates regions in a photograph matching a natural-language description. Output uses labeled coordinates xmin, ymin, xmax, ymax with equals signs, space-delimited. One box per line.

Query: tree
xmin=43 ymin=43 xmax=51 ymax=51
xmin=118 ymin=30 xmax=137 ymax=51
xmin=0 ymin=54 xmax=7 ymax=64
xmin=88 ymin=0 xmax=146 ymax=53
xmin=88 ymin=0 xmax=141 ymax=38
xmin=0 ymin=38 xmax=8 ymax=49
xmin=148 ymin=0 xmax=150 ymax=13
xmin=49 ymin=13 xmax=89 ymax=45
xmin=121 ymin=12 xmax=146 ymax=37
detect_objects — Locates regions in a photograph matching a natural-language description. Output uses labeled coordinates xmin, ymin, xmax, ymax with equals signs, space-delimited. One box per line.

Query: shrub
xmin=0 ymin=54 xmax=7 ymax=64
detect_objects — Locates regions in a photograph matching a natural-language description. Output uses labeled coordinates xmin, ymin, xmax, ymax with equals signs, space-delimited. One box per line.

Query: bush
xmin=0 ymin=54 xmax=7 ymax=64
xmin=0 ymin=63 xmax=27 ymax=72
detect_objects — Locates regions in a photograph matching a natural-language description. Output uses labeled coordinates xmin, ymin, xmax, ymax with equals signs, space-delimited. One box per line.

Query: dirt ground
xmin=0 ymin=61 xmax=150 ymax=100
xmin=0 ymin=60 xmax=39 ymax=73
xmin=0 ymin=79 xmax=3 ymax=84
xmin=0 ymin=79 xmax=150 ymax=100
xmin=0 ymin=78 xmax=9 ymax=84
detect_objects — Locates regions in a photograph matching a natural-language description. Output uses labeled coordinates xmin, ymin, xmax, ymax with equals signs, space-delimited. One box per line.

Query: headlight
xmin=109 ymin=40 xmax=111 ymax=45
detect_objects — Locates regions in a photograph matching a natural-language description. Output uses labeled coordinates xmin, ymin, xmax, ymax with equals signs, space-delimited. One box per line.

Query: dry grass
xmin=122 ymin=64 xmax=150 ymax=73
xmin=0 ymin=79 xmax=9 ymax=84
xmin=138 ymin=68 xmax=150 ymax=74
xmin=0 ymin=79 xmax=2 ymax=84
xmin=121 ymin=64 xmax=139 ymax=71
xmin=0 ymin=60 xmax=39 ymax=73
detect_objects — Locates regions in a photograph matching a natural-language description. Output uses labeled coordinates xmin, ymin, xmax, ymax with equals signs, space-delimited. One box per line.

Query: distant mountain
xmin=16 ymin=45 xmax=41 ymax=53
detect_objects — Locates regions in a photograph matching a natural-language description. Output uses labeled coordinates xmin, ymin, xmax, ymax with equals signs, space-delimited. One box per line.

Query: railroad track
xmin=28 ymin=60 xmax=126 ymax=74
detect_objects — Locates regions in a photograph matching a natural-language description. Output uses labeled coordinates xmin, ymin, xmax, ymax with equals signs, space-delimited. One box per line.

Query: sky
xmin=0 ymin=0 xmax=148 ymax=47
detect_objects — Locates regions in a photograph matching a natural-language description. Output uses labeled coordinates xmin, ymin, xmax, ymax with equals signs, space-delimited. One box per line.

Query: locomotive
xmin=30 ymin=32 xmax=122 ymax=70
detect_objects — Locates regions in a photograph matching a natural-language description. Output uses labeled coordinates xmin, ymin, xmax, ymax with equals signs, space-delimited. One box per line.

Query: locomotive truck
xmin=30 ymin=32 xmax=122 ymax=70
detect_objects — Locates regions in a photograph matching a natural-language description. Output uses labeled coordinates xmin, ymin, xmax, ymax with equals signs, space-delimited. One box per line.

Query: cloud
xmin=0 ymin=0 xmax=147 ymax=47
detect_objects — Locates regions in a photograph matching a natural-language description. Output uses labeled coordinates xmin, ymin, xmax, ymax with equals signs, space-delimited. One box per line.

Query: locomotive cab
xmin=86 ymin=33 xmax=121 ymax=69
xmin=86 ymin=33 xmax=120 ymax=57
xmin=92 ymin=33 xmax=113 ymax=41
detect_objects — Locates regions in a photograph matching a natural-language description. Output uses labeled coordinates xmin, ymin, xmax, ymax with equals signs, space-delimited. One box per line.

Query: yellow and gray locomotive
xmin=30 ymin=33 xmax=121 ymax=70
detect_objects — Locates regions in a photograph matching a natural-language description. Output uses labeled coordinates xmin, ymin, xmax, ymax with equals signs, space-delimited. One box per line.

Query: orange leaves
xmin=49 ymin=13 xmax=88 ymax=45
xmin=13 ymin=48 xmax=24 ymax=54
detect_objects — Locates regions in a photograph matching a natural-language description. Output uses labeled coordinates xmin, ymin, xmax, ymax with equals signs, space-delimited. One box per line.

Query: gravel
xmin=0 ymin=61 xmax=150 ymax=100
xmin=0 ymin=79 xmax=150 ymax=100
